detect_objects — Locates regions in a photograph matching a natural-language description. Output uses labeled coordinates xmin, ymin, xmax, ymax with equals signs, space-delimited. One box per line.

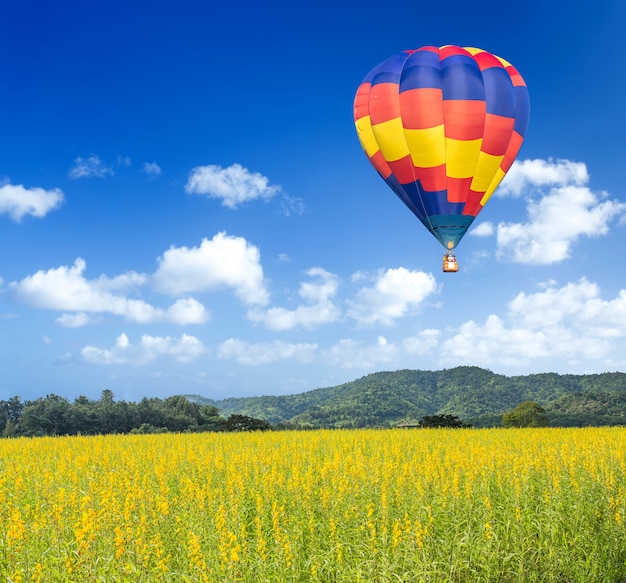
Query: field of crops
xmin=1 ymin=427 xmax=625 ymax=582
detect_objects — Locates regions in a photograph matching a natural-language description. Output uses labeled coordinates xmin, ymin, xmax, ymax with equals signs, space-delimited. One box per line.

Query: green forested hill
xmin=185 ymin=366 xmax=626 ymax=428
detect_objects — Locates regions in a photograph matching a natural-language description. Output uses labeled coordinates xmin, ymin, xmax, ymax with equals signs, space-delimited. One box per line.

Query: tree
xmin=224 ymin=414 xmax=271 ymax=432
xmin=21 ymin=394 xmax=72 ymax=436
xmin=130 ymin=423 xmax=168 ymax=434
xmin=502 ymin=401 xmax=550 ymax=428
xmin=95 ymin=391 xmax=138 ymax=434
xmin=65 ymin=396 xmax=100 ymax=435
xmin=418 ymin=414 xmax=471 ymax=428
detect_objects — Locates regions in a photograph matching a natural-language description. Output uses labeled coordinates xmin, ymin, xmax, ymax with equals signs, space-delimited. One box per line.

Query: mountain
xmin=184 ymin=366 xmax=626 ymax=428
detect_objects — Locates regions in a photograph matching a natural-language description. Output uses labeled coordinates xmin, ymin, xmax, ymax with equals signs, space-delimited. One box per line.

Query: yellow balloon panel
xmin=372 ymin=118 xmax=410 ymax=162
xmin=444 ymin=138 xmax=483 ymax=179
xmin=481 ymin=167 xmax=507 ymax=205
xmin=470 ymin=152 xmax=505 ymax=193
xmin=404 ymin=125 xmax=446 ymax=168
xmin=355 ymin=115 xmax=379 ymax=158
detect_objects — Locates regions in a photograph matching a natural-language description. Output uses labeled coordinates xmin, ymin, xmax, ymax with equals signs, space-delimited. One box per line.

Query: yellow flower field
xmin=1 ymin=427 xmax=625 ymax=582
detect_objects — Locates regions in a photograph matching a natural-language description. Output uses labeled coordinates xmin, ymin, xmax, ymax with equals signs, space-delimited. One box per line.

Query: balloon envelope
xmin=354 ymin=46 xmax=530 ymax=250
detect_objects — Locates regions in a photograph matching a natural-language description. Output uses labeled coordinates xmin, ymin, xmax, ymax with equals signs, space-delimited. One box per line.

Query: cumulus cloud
xmin=56 ymin=312 xmax=93 ymax=328
xmin=248 ymin=267 xmax=340 ymax=330
xmin=7 ymin=233 xmax=271 ymax=325
xmin=9 ymin=258 xmax=209 ymax=325
xmin=493 ymin=158 xmax=626 ymax=264
xmin=440 ymin=315 xmax=548 ymax=367
xmin=325 ymin=336 xmax=399 ymax=369
xmin=314 ymin=277 xmax=626 ymax=375
xmin=439 ymin=278 xmax=626 ymax=369
xmin=165 ymin=298 xmax=210 ymax=325
xmin=185 ymin=163 xmax=281 ymax=208
xmin=82 ymin=333 xmax=205 ymax=365
xmin=402 ymin=329 xmax=442 ymax=355
xmin=498 ymin=158 xmax=589 ymax=197
xmin=142 ymin=162 xmax=162 ymax=176
xmin=497 ymin=185 xmax=626 ymax=264
xmin=217 ymin=338 xmax=317 ymax=365
xmin=323 ymin=331 xmax=441 ymax=371
xmin=68 ymin=155 xmax=114 ymax=179
xmin=508 ymin=278 xmax=626 ymax=335
xmin=321 ymin=279 xmax=626 ymax=374
xmin=0 ymin=183 xmax=64 ymax=221
xmin=347 ymin=267 xmax=438 ymax=326
xmin=469 ymin=221 xmax=494 ymax=237
xmin=153 ymin=232 xmax=269 ymax=306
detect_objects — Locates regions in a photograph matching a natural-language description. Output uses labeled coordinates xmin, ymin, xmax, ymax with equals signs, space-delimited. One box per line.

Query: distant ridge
xmin=184 ymin=366 xmax=626 ymax=428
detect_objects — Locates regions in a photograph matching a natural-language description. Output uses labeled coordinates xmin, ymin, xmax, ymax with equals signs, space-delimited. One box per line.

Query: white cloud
xmin=470 ymin=221 xmax=494 ymax=237
xmin=439 ymin=278 xmax=626 ymax=369
xmin=82 ymin=333 xmax=205 ymax=365
xmin=323 ymin=331 xmax=441 ymax=371
xmin=165 ymin=298 xmax=210 ymax=325
xmin=185 ymin=163 xmax=281 ymax=208
xmin=493 ymin=158 xmax=626 ymax=265
xmin=56 ymin=312 xmax=93 ymax=328
xmin=508 ymin=278 xmax=626 ymax=335
xmin=299 ymin=268 xmax=338 ymax=303
xmin=142 ymin=162 xmax=162 ymax=176
xmin=315 ymin=278 xmax=626 ymax=375
xmin=498 ymin=158 xmax=589 ymax=197
xmin=440 ymin=315 xmax=548 ymax=367
xmin=325 ymin=337 xmax=399 ymax=369
xmin=312 ymin=278 xmax=626 ymax=375
xmin=10 ymin=258 xmax=148 ymax=314
xmin=248 ymin=267 xmax=340 ymax=330
xmin=350 ymin=271 xmax=368 ymax=283
xmin=402 ymin=329 xmax=441 ymax=355
xmin=9 ymin=258 xmax=208 ymax=324
xmin=0 ymin=183 xmax=64 ymax=221
xmin=94 ymin=270 xmax=147 ymax=292
xmin=347 ymin=267 xmax=438 ymax=326
xmin=278 ymin=194 xmax=306 ymax=216
xmin=497 ymin=185 xmax=626 ymax=264
xmin=153 ymin=232 xmax=269 ymax=306
xmin=8 ymin=233 xmax=273 ymax=325
xmin=68 ymin=155 xmax=114 ymax=179
xmin=247 ymin=266 xmax=437 ymax=334
xmin=217 ymin=338 xmax=317 ymax=365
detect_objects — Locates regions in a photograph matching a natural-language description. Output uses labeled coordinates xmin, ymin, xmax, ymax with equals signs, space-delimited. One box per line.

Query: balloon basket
xmin=442 ymin=253 xmax=458 ymax=273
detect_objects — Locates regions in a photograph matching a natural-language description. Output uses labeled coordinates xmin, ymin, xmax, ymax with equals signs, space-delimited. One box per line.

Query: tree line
xmin=8 ymin=366 xmax=620 ymax=436
xmin=1 ymin=387 xmax=556 ymax=438
xmin=0 ymin=390 xmax=272 ymax=437
xmin=204 ymin=367 xmax=626 ymax=428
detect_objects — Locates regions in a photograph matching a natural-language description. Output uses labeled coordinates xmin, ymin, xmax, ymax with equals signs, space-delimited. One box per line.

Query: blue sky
xmin=1 ymin=0 xmax=625 ymax=402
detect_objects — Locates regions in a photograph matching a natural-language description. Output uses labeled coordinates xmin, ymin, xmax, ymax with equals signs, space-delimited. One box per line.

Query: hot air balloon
xmin=353 ymin=46 xmax=530 ymax=272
